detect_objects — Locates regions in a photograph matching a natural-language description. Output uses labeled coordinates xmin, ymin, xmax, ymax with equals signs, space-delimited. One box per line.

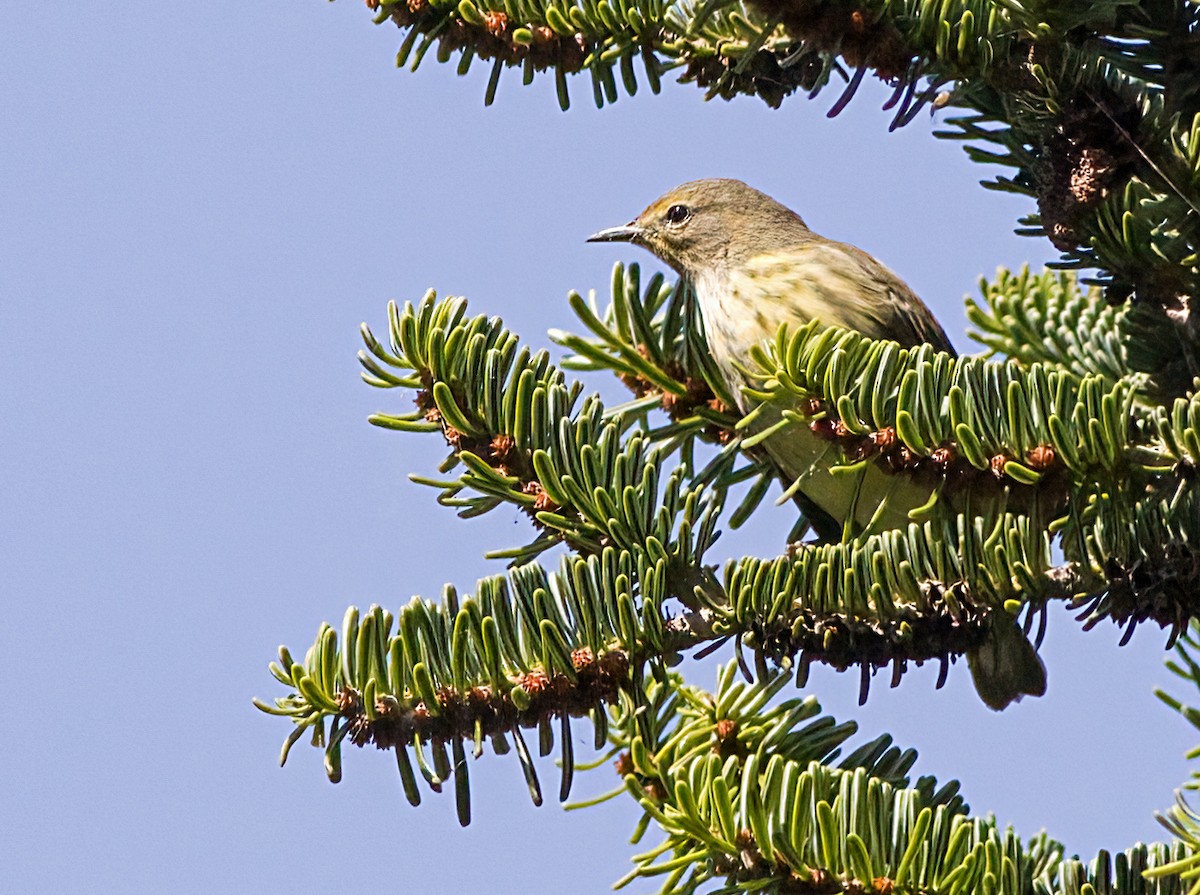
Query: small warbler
xmin=588 ymin=178 xmax=953 ymax=536
xmin=590 ymin=178 xmax=1045 ymax=709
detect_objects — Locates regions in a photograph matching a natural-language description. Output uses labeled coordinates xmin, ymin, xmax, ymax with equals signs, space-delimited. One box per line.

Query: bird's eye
xmin=664 ymin=204 xmax=690 ymax=225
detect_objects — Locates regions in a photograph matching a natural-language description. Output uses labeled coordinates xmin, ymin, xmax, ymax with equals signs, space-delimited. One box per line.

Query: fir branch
xmin=360 ymin=287 xmax=725 ymax=564
xmin=352 ymin=270 xmax=1200 ymax=699
xmin=607 ymin=663 xmax=1188 ymax=895
xmin=264 ymin=263 xmax=1200 ymax=829
xmin=966 ymin=268 xmax=1131 ymax=382
xmin=1065 ymin=481 xmax=1200 ymax=644
xmin=745 ymin=310 xmax=1170 ymax=512
xmin=552 ymin=262 xmax=781 ymax=528
xmin=255 ymin=549 xmax=671 ymax=823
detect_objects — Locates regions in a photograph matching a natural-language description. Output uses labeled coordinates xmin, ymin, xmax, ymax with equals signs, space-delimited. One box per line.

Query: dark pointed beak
xmin=587 ymin=223 xmax=643 ymax=243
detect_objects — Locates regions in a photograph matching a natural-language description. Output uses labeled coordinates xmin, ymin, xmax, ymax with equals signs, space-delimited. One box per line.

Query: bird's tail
xmin=967 ymin=614 xmax=1048 ymax=710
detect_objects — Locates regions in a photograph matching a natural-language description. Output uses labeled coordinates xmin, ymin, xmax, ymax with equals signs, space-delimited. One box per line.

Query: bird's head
xmin=587 ymin=178 xmax=810 ymax=276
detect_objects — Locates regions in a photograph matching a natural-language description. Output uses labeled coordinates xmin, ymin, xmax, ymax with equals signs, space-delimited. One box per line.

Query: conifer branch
xmin=255 ymin=550 xmax=663 ymax=823
xmin=610 ymin=664 xmax=1191 ymax=895
xmin=262 ymin=258 xmax=1200 ymax=812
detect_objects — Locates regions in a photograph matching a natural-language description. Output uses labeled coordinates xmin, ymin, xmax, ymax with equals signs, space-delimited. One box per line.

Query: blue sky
xmin=2 ymin=3 xmax=1193 ymax=892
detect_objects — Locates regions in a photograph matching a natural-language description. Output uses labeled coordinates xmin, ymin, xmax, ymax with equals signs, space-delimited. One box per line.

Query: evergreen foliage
xmin=258 ymin=2 xmax=1200 ymax=892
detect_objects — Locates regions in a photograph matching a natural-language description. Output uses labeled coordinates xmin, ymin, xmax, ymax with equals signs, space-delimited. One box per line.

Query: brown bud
xmin=490 ymin=433 xmax=515 ymax=461
xmin=483 ymin=9 xmax=507 ymax=37
xmin=613 ymin=751 xmax=634 ymax=776
xmin=517 ymin=668 xmax=550 ymax=695
xmin=570 ymin=647 xmax=596 ymax=671
xmin=335 ymin=687 xmax=361 ymax=713
xmin=930 ymin=443 xmax=956 ymax=471
xmin=466 ymin=685 xmax=493 ymax=707
xmin=1026 ymin=444 xmax=1056 ymax=470
xmin=870 ymin=426 xmax=897 ymax=452
xmin=523 ymin=480 xmax=558 ymax=513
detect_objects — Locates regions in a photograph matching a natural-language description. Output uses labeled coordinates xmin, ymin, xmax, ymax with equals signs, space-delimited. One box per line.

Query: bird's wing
xmin=743 ymin=241 xmax=956 ymax=356
xmin=827 ymin=241 xmax=957 ymax=355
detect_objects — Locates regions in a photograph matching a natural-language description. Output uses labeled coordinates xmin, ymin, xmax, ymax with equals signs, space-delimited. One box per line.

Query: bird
xmin=589 ymin=178 xmax=1045 ymax=709
xmin=588 ymin=178 xmax=954 ymax=536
